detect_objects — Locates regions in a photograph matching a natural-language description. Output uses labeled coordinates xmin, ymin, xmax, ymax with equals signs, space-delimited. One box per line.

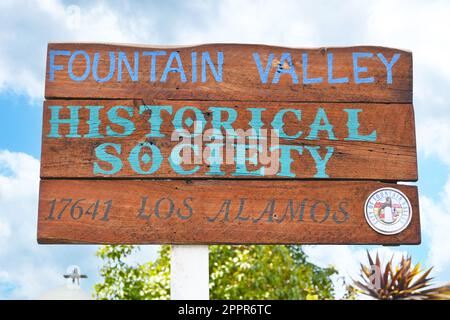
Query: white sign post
xmin=170 ymin=245 xmax=209 ymax=300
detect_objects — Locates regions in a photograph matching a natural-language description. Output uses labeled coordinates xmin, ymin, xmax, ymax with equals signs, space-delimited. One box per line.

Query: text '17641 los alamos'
xmin=38 ymin=43 xmax=419 ymax=245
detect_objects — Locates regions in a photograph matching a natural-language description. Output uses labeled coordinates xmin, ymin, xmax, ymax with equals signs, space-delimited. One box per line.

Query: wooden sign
xmin=38 ymin=180 xmax=419 ymax=244
xmin=38 ymin=43 xmax=420 ymax=244
xmin=40 ymin=100 xmax=416 ymax=180
xmin=45 ymin=44 xmax=412 ymax=103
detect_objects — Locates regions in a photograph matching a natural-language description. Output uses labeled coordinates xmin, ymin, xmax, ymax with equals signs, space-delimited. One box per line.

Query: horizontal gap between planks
xmin=43 ymin=96 xmax=413 ymax=104
xmin=36 ymin=240 xmax=412 ymax=246
xmin=38 ymin=177 xmax=418 ymax=183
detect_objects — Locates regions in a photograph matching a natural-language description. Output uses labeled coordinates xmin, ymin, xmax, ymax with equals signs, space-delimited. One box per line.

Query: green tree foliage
xmin=210 ymin=245 xmax=336 ymax=299
xmin=94 ymin=245 xmax=170 ymax=300
xmin=94 ymin=245 xmax=337 ymax=300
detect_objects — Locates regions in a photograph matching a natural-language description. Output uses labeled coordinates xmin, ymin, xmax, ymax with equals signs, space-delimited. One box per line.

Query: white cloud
xmin=367 ymin=0 xmax=450 ymax=84
xmin=172 ymin=0 xmax=317 ymax=46
xmin=417 ymin=117 xmax=450 ymax=166
xmin=124 ymin=245 xmax=160 ymax=266
xmin=1 ymin=0 xmax=450 ymax=298
xmin=420 ymin=177 xmax=450 ymax=272
xmin=364 ymin=0 xmax=450 ymax=161
xmin=0 ymin=150 xmax=100 ymax=299
xmin=0 ymin=150 xmax=60 ymax=298
xmin=0 ymin=149 xmax=161 ymax=299
xmin=0 ymin=0 xmax=151 ymax=101
xmin=2 ymin=0 xmax=450 ymax=112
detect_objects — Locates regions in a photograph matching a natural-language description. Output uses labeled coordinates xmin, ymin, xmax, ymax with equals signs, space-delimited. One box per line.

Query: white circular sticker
xmin=364 ymin=188 xmax=412 ymax=235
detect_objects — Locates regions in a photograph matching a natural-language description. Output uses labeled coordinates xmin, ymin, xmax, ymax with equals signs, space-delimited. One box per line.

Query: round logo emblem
xmin=364 ymin=188 xmax=412 ymax=235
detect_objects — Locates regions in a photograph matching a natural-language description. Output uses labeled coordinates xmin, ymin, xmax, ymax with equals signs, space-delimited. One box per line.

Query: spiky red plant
xmin=353 ymin=251 xmax=450 ymax=300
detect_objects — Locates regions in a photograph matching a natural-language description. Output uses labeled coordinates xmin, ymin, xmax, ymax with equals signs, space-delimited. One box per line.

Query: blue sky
xmin=1 ymin=0 xmax=450 ymax=299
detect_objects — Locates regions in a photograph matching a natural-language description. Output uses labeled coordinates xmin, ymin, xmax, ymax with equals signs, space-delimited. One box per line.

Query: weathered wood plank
xmin=37 ymin=180 xmax=420 ymax=244
xmin=45 ymin=43 xmax=412 ymax=103
xmin=40 ymin=99 xmax=417 ymax=180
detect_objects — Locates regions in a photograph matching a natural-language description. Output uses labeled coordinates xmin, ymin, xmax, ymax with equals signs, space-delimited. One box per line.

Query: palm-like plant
xmin=353 ymin=251 xmax=450 ymax=300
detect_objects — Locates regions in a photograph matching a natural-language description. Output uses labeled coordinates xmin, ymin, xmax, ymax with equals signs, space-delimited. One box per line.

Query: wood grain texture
xmin=40 ymin=99 xmax=417 ymax=180
xmin=39 ymin=42 xmax=420 ymax=245
xmin=45 ymin=43 xmax=412 ymax=103
xmin=37 ymin=179 xmax=420 ymax=244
